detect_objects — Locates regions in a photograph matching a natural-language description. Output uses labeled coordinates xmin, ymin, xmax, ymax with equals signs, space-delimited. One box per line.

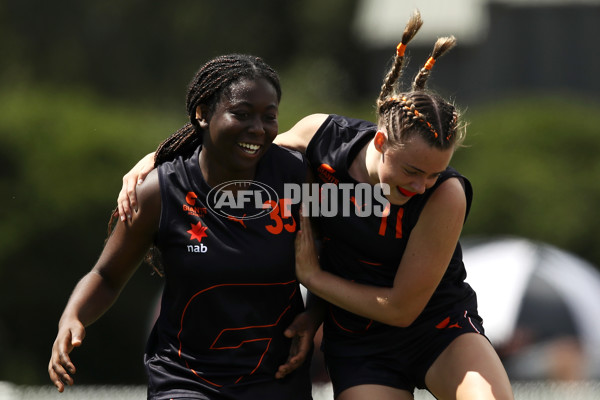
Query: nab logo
xmin=188 ymin=244 xmax=208 ymax=253
xmin=187 ymin=221 xmax=208 ymax=253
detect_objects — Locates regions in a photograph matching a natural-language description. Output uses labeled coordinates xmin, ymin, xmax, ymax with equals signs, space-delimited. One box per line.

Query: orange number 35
xmin=264 ymin=199 xmax=296 ymax=235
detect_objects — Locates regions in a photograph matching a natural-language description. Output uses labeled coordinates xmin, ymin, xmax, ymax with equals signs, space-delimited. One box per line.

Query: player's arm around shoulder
xmin=274 ymin=113 xmax=329 ymax=153
xmin=390 ymin=177 xmax=467 ymax=326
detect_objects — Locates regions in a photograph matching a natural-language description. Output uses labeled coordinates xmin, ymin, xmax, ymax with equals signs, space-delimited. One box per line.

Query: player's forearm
xmin=59 ymin=270 xmax=123 ymax=328
xmin=303 ymin=269 xmax=416 ymax=327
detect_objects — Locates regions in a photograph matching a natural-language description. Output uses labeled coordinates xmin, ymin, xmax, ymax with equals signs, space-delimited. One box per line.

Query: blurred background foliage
xmin=1 ymin=0 xmax=599 ymax=387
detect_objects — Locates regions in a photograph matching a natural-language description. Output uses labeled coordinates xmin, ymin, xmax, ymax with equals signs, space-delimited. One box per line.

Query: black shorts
xmin=323 ymin=306 xmax=486 ymax=397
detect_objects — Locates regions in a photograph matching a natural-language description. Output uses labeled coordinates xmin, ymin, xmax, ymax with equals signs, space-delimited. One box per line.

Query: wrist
xmin=300 ymin=268 xmax=322 ymax=295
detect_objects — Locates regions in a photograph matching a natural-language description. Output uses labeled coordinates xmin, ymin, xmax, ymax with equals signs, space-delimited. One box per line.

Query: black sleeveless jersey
xmin=145 ymin=144 xmax=312 ymax=399
xmin=305 ymin=114 xmax=477 ymax=357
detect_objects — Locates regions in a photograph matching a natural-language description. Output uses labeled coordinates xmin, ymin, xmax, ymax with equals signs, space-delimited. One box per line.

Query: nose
xmin=410 ymin=177 xmax=431 ymax=195
xmin=248 ymin=115 xmax=265 ymax=135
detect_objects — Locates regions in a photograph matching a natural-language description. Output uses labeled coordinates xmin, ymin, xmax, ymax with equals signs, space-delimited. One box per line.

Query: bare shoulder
xmin=423 ymin=177 xmax=467 ymax=220
xmin=131 ymin=169 xmax=161 ymax=230
xmin=274 ymin=113 xmax=329 ymax=153
xmin=136 ymin=169 xmax=160 ymax=198
xmin=434 ymin=176 xmax=466 ymax=200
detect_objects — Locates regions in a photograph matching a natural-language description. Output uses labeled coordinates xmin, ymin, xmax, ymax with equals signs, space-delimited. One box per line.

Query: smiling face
xmin=376 ymin=133 xmax=455 ymax=205
xmin=198 ymin=77 xmax=279 ymax=182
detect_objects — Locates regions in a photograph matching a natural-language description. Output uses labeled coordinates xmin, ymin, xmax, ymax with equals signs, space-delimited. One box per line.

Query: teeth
xmin=238 ymin=142 xmax=260 ymax=152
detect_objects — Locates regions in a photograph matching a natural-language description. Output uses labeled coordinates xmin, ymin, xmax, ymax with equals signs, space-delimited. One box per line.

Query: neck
xmin=198 ymin=150 xmax=256 ymax=187
xmin=364 ymin=140 xmax=382 ymax=185
xmin=349 ymin=140 xmax=379 ymax=185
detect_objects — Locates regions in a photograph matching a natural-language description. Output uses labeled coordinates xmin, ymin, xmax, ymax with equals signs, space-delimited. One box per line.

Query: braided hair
xmin=155 ymin=54 xmax=282 ymax=166
xmin=376 ymin=11 xmax=465 ymax=150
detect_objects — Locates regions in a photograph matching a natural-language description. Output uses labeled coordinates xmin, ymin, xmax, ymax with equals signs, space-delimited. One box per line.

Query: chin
xmin=386 ymin=196 xmax=409 ymax=206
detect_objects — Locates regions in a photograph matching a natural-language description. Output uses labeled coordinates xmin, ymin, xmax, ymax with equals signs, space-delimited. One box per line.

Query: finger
xmin=275 ymin=352 xmax=298 ymax=379
xmin=295 ymin=228 xmax=310 ymax=255
xmin=57 ymin=346 xmax=76 ymax=375
xmin=57 ymin=327 xmax=84 ymax=374
xmin=289 ymin=336 xmax=310 ymax=365
xmin=139 ymin=162 xmax=153 ymax=181
xmin=117 ymin=196 xmax=129 ymax=222
xmin=283 ymin=327 xmax=296 ymax=339
xmin=118 ymin=180 xmax=132 ymax=221
xmin=117 ymin=203 xmax=126 ymax=223
xmin=302 ymin=214 xmax=313 ymax=239
xmin=49 ymin=353 xmax=74 ymax=390
xmin=275 ymin=364 xmax=291 ymax=379
xmin=48 ymin=360 xmax=67 ymax=392
xmin=125 ymin=177 xmax=138 ymax=215
xmin=70 ymin=325 xmax=85 ymax=348
xmin=275 ymin=340 xmax=308 ymax=379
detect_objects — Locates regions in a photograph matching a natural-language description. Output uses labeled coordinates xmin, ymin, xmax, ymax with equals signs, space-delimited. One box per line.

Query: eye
xmin=264 ymin=113 xmax=278 ymax=122
xmin=233 ymin=111 xmax=249 ymax=118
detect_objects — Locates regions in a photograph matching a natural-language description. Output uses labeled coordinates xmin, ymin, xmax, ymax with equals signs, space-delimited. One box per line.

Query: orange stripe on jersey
xmin=210 ymin=305 xmax=291 ymax=350
xmin=378 ymin=203 xmax=391 ymax=236
xmin=395 ymin=207 xmax=404 ymax=238
xmin=359 ymin=259 xmax=383 ymax=266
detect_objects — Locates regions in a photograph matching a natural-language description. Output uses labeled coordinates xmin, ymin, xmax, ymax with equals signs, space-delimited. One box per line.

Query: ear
xmin=195 ymin=105 xmax=209 ymax=129
xmin=373 ymin=130 xmax=388 ymax=153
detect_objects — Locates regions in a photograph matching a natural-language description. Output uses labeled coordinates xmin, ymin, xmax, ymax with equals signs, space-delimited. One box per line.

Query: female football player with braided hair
xmin=117 ymin=11 xmax=513 ymax=400
xmin=49 ymin=54 xmax=318 ymax=399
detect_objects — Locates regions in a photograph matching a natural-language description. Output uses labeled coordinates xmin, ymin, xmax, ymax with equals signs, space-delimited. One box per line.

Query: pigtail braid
xmin=412 ymin=36 xmax=456 ymax=91
xmin=377 ymin=10 xmax=423 ymax=108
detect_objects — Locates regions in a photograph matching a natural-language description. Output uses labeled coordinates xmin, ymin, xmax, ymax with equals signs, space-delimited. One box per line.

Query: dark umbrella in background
xmin=463 ymin=237 xmax=600 ymax=381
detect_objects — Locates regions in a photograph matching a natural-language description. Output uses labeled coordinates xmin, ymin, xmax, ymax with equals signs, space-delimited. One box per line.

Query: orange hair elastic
xmin=424 ymin=56 xmax=436 ymax=70
xmin=397 ymin=43 xmax=407 ymax=57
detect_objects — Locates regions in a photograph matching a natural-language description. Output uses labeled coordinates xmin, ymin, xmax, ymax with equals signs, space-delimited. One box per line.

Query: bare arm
xmin=49 ymin=170 xmax=161 ymax=392
xmin=295 ymin=178 xmax=466 ymax=327
xmin=273 ymin=113 xmax=329 ymax=153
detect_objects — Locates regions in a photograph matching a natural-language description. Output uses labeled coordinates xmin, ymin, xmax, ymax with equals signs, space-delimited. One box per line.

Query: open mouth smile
xmin=238 ymin=142 xmax=261 ymax=155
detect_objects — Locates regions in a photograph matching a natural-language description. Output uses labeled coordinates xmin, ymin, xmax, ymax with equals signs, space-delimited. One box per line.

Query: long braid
xmin=377 ymin=10 xmax=423 ymax=108
xmin=412 ymin=36 xmax=456 ymax=91
xmin=375 ymin=12 xmax=464 ymax=151
xmin=154 ymin=123 xmax=198 ymax=165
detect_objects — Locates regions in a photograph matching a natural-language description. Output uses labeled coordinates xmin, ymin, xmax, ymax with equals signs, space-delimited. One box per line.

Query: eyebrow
xmin=231 ymin=100 xmax=278 ymax=109
xmin=405 ymin=163 xmax=446 ymax=176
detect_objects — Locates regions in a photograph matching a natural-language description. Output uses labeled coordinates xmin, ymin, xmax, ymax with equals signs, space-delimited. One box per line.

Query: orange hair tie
xmin=424 ymin=57 xmax=436 ymax=70
xmin=396 ymin=43 xmax=407 ymax=57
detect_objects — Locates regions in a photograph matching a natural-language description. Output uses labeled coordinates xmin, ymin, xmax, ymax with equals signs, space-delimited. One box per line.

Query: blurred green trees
xmin=453 ymin=95 xmax=600 ymax=263
xmin=0 ymin=84 xmax=176 ymax=384
xmin=1 ymin=0 xmax=599 ymax=388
